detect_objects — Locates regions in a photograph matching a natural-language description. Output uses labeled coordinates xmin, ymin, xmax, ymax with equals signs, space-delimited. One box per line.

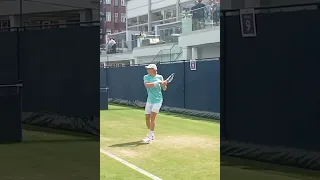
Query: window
xmin=114 ymin=0 xmax=119 ymax=6
xmin=121 ymin=0 xmax=125 ymax=6
xmin=138 ymin=25 xmax=148 ymax=31
xmin=127 ymin=17 xmax=138 ymax=26
xmin=164 ymin=9 xmax=176 ymax=19
xmin=24 ymin=21 xmax=31 ymax=26
xmin=114 ymin=13 xmax=118 ymax=23
xmin=128 ymin=14 xmax=147 ymax=27
xmin=114 ymin=30 xmax=118 ymax=33
xmin=180 ymin=2 xmax=195 ymax=12
xmin=106 ymin=0 xmax=111 ymax=4
xmin=151 ymin=11 xmax=164 ymax=22
xmin=42 ymin=21 xmax=50 ymax=29
xmin=0 ymin=20 xmax=9 ymax=28
xmin=106 ymin=12 xmax=111 ymax=22
xmin=138 ymin=14 xmax=148 ymax=24
xmin=0 ymin=20 xmax=9 ymax=32
xmin=92 ymin=10 xmax=100 ymax=21
xmin=106 ymin=29 xmax=112 ymax=34
xmin=121 ymin=13 xmax=126 ymax=23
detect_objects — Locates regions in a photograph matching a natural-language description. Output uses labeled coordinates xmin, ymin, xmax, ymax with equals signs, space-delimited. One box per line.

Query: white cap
xmin=145 ymin=64 xmax=157 ymax=70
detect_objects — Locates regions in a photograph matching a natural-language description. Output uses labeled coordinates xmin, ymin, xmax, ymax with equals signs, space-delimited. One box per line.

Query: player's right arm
xmin=144 ymin=75 xmax=163 ymax=88
xmin=144 ymin=75 xmax=154 ymax=88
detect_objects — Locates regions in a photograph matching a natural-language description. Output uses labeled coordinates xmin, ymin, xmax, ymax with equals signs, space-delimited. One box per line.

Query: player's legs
xmin=148 ymin=102 xmax=162 ymax=140
xmin=145 ymin=102 xmax=152 ymax=129
xmin=150 ymin=112 xmax=157 ymax=131
xmin=149 ymin=112 xmax=157 ymax=139
xmin=142 ymin=102 xmax=162 ymax=143
xmin=142 ymin=103 xmax=153 ymax=143
xmin=145 ymin=114 xmax=151 ymax=130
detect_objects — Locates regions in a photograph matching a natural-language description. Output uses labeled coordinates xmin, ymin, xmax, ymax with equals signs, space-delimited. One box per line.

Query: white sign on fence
xmin=190 ymin=59 xmax=196 ymax=71
xmin=240 ymin=8 xmax=257 ymax=37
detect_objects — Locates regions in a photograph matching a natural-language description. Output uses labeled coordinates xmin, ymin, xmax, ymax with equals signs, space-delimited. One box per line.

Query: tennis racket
xmin=165 ymin=73 xmax=175 ymax=83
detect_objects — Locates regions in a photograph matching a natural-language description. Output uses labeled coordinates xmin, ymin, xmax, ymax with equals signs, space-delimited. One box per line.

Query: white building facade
xmin=101 ymin=0 xmax=221 ymax=66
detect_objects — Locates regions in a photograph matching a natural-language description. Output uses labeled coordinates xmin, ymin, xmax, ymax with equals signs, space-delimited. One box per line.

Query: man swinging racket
xmin=141 ymin=64 xmax=175 ymax=143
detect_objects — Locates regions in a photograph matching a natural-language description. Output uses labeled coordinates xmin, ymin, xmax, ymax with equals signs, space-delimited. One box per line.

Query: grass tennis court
xmin=101 ymin=153 xmax=151 ymax=179
xmin=101 ymin=105 xmax=320 ymax=180
xmin=100 ymin=104 xmax=220 ymax=180
xmin=222 ymin=156 xmax=320 ymax=180
xmin=0 ymin=125 xmax=99 ymax=180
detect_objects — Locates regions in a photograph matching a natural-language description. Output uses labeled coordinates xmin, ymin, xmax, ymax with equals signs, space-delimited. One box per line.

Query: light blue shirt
xmin=143 ymin=74 xmax=164 ymax=103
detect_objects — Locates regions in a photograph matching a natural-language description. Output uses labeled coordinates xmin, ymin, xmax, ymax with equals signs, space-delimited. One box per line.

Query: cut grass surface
xmin=101 ymin=104 xmax=320 ymax=180
xmin=100 ymin=153 xmax=150 ymax=180
xmin=222 ymin=156 xmax=320 ymax=180
xmin=0 ymin=126 xmax=99 ymax=180
xmin=100 ymin=104 xmax=220 ymax=180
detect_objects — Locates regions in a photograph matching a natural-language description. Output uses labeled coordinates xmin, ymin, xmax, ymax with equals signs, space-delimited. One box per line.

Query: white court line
xmin=100 ymin=148 xmax=163 ymax=180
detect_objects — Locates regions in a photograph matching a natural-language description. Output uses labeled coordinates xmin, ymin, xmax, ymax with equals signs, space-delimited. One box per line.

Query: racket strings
xmin=167 ymin=75 xmax=174 ymax=83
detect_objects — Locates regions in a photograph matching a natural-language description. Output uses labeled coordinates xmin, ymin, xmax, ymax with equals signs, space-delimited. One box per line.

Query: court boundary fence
xmin=104 ymin=58 xmax=220 ymax=114
xmin=109 ymin=98 xmax=220 ymax=120
xmin=0 ymin=22 xmax=100 ymax=136
xmin=220 ymin=3 xmax=320 ymax=170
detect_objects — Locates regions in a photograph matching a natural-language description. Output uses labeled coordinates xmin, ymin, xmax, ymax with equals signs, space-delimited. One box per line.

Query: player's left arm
xmin=160 ymin=75 xmax=167 ymax=91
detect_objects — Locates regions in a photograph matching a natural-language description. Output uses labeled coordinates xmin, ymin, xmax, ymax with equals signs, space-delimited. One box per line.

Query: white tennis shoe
xmin=141 ymin=136 xmax=152 ymax=144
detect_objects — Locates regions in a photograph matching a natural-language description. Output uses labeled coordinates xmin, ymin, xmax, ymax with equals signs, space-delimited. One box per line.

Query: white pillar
xmin=176 ymin=0 xmax=180 ymax=21
xmin=181 ymin=46 xmax=192 ymax=60
xmin=137 ymin=38 xmax=142 ymax=47
xmin=9 ymin=15 xmax=21 ymax=27
xmin=181 ymin=15 xmax=192 ymax=35
xmin=147 ymin=0 xmax=151 ymax=32
xmin=131 ymin=59 xmax=137 ymax=65
xmin=192 ymin=47 xmax=198 ymax=60
xmin=187 ymin=47 xmax=192 ymax=60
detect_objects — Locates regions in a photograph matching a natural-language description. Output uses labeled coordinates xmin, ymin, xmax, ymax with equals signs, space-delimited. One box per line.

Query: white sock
xmin=149 ymin=131 xmax=154 ymax=138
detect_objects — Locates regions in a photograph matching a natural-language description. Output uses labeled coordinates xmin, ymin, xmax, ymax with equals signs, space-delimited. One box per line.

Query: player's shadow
xmin=109 ymin=141 xmax=147 ymax=147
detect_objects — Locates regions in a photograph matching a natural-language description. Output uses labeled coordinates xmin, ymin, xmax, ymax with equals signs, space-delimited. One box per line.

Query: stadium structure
xmin=0 ymin=0 xmax=99 ymax=30
xmin=100 ymin=0 xmax=220 ymax=67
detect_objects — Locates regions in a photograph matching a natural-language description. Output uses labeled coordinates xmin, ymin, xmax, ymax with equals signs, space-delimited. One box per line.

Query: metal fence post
xmin=183 ymin=60 xmax=186 ymax=109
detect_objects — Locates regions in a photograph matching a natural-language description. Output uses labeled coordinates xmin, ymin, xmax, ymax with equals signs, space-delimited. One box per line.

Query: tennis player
xmin=142 ymin=64 xmax=167 ymax=143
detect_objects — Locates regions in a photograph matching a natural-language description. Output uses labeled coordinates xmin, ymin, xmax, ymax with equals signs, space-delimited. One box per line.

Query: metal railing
xmin=173 ymin=51 xmax=183 ymax=62
xmin=155 ymin=26 xmax=181 ymax=44
xmin=151 ymin=49 xmax=170 ymax=64
xmin=137 ymin=29 xmax=180 ymax=47
xmin=102 ymin=25 xmax=183 ymax=55
xmin=151 ymin=40 xmax=182 ymax=64
xmin=101 ymin=38 xmax=138 ymax=55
